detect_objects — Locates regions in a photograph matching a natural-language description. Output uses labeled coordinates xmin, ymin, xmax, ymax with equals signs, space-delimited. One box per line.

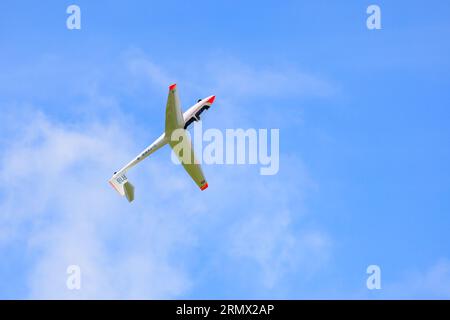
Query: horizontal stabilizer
xmin=123 ymin=181 xmax=135 ymax=202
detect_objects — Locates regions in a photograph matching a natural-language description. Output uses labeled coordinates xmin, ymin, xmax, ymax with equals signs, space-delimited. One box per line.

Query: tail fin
xmin=109 ymin=172 xmax=135 ymax=202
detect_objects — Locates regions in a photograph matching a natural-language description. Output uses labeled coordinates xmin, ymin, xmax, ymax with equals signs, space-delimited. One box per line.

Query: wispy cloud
xmin=229 ymin=211 xmax=330 ymax=289
xmin=125 ymin=51 xmax=337 ymax=99
xmin=0 ymin=109 xmax=194 ymax=298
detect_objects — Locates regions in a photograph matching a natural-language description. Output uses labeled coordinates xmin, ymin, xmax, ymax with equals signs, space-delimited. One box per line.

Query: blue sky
xmin=1 ymin=0 xmax=450 ymax=299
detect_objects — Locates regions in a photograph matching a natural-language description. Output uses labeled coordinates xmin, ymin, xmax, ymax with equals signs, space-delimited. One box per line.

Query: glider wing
xmin=165 ymin=84 xmax=208 ymax=191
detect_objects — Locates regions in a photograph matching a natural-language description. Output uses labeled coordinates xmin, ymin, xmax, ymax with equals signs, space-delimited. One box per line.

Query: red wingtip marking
xmin=169 ymin=83 xmax=177 ymax=91
xmin=200 ymin=183 xmax=209 ymax=191
xmin=206 ymin=96 xmax=215 ymax=104
xmin=109 ymin=181 xmax=119 ymax=193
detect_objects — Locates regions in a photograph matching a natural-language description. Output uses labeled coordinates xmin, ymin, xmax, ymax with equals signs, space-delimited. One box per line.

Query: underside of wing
xmin=169 ymin=130 xmax=208 ymax=191
xmin=165 ymin=84 xmax=184 ymax=135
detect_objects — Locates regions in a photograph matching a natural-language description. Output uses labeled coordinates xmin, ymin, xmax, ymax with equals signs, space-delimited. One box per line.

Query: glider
xmin=109 ymin=84 xmax=215 ymax=202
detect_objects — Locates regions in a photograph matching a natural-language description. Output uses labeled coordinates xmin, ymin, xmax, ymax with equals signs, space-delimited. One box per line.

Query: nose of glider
xmin=206 ymin=95 xmax=216 ymax=104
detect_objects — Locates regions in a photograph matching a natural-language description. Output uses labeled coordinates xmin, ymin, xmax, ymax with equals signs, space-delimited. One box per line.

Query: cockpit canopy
xmin=184 ymin=104 xmax=210 ymax=129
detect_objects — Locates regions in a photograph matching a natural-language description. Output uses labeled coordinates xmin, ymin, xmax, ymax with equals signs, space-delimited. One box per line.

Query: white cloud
xmin=0 ymin=109 xmax=193 ymax=298
xmin=127 ymin=54 xmax=173 ymax=89
xmin=205 ymin=59 xmax=336 ymax=99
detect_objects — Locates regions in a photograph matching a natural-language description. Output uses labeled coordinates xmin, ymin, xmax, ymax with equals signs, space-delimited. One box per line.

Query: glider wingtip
xmin=169 ymin=83 xmax=177 ymax=91
xmin=200 ymin=183 xmax=209 ymax=191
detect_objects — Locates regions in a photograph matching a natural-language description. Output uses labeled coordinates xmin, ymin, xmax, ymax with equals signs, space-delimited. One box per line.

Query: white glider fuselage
xmin=109 ymin=87 xmax=215 ymax=202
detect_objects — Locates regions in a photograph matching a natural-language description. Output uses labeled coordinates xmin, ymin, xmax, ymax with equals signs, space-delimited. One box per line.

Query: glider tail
xmin=109 ymin=172 xmax=135 ymax=202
